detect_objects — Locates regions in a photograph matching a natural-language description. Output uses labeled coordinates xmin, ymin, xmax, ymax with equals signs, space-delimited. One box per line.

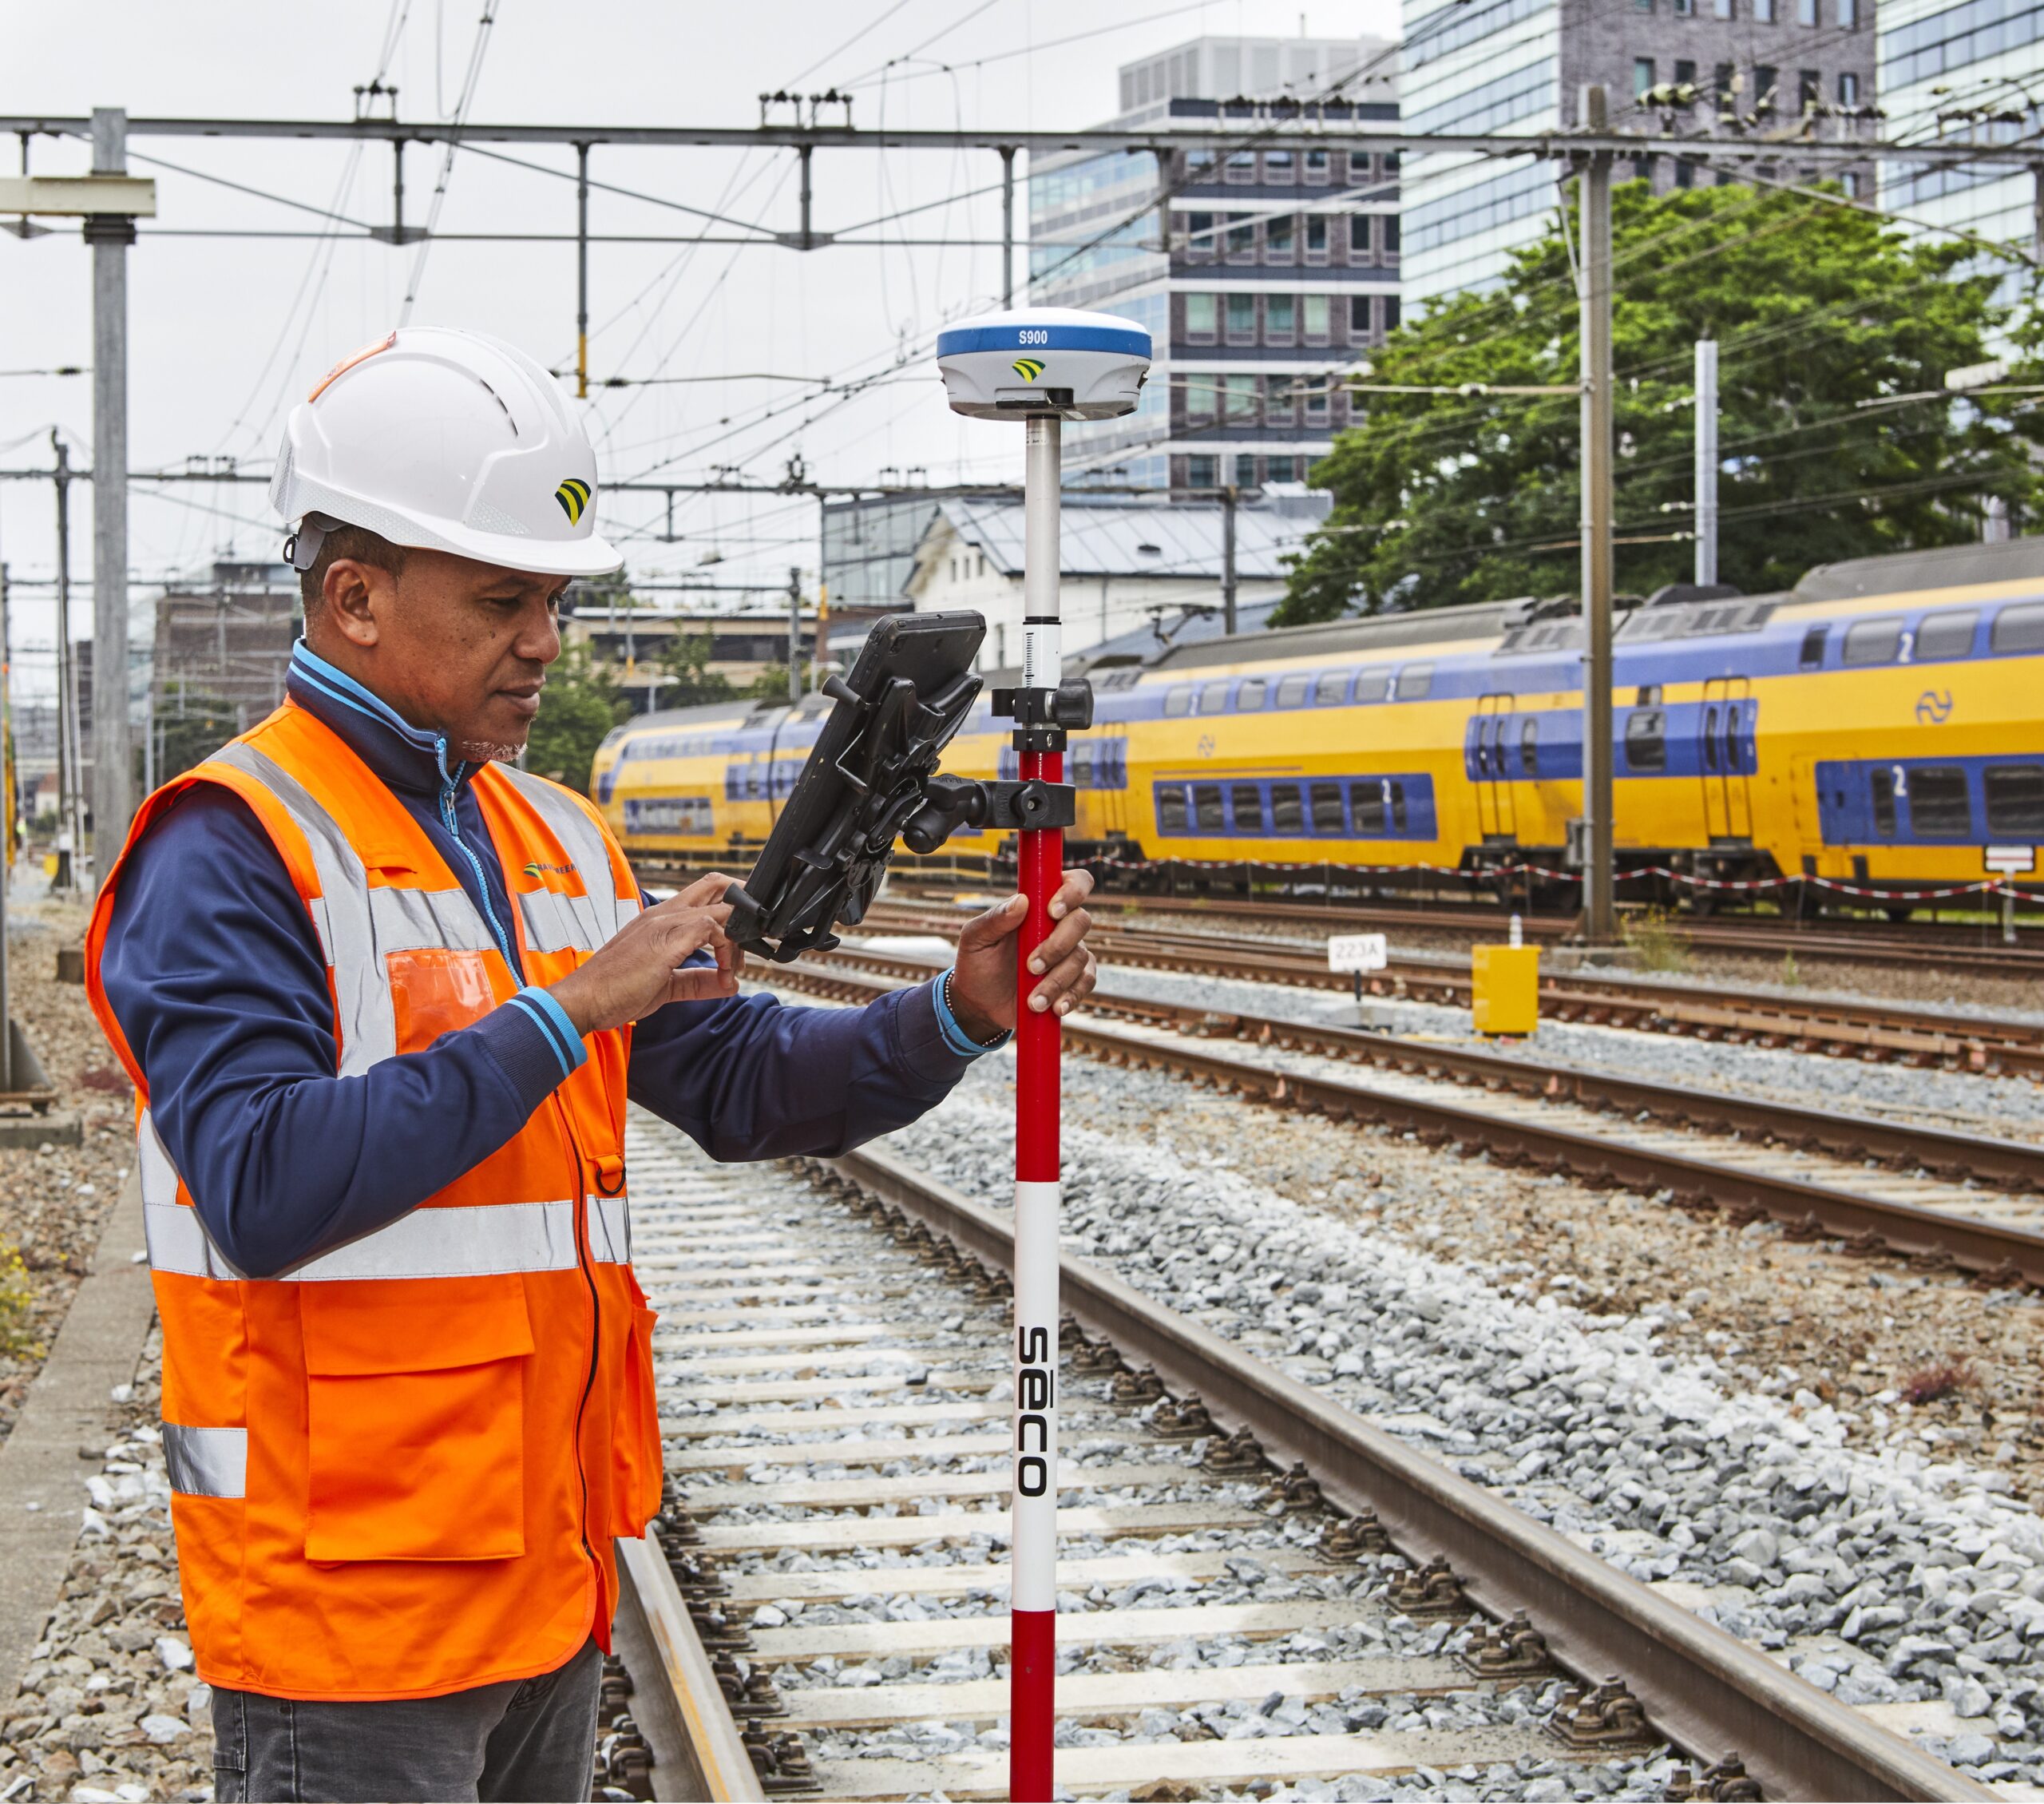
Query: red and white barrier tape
xmin=1072 ymin=853 xmax=2027 ymax=906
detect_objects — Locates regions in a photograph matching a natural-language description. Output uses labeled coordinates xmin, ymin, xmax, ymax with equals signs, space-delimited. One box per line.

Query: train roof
xmin=1789 ymin=535 xmax=2044 ymax=601
xmin=1140 ymin=598 xmax=1519 ymax=674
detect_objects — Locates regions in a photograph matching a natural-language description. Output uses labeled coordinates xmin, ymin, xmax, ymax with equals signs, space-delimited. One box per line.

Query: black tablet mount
xmin=720 ymin=617 xmax=1094 ymax=965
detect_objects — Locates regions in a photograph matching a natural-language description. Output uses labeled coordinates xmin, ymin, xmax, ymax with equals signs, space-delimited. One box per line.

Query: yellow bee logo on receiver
xmin=1011 ymin=357 xmax=1045 ymax=382
xmin=554 ymin=478 xmax=592 ymax=524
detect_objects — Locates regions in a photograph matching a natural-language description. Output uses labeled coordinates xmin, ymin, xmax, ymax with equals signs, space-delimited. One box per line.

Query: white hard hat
xmin=271 ymin=326 xmax=623 ymax=578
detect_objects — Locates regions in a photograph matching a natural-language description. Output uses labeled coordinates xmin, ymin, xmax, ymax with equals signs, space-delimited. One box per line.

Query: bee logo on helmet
xmin=554 ymin=478 xmax=592 ymax=524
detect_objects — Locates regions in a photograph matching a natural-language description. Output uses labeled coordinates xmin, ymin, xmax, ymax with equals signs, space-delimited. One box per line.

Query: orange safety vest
xmin=85 ymin=699 xmax=664 ymax=1701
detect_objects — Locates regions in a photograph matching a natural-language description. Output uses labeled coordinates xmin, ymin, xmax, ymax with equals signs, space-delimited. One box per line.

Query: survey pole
xmin=89 ymin=105 xmax=135 ymax=886
xmin=1694 ymin=339 xmax=1718 ymax=587
xmin=1578 ymin=84 xmax=1616 ymax=948
xmin=1009 ymin=409 xmax=1064 ymax=1804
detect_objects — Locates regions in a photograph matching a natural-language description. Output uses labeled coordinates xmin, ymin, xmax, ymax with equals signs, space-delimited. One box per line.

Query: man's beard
xmin=457 ymin=738 xmax=527 ymax=764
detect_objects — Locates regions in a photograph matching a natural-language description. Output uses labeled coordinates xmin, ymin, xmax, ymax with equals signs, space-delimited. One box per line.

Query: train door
xmin=1469 ymin=695 xmax=1518 ymax=842
xmin=1700 ymin=677 xmax=1753 ymax=842
xmin=1095 ymin=728 xmax=1129 ymax=839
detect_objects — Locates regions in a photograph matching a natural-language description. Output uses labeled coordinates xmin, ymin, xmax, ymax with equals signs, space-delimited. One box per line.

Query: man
xmin=83 ymin=327 xmax=1098 ymax=1804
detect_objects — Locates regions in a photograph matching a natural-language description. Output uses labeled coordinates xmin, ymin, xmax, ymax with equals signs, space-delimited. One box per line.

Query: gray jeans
xmin=208 ymin=1637 xmax=601 ymax=1803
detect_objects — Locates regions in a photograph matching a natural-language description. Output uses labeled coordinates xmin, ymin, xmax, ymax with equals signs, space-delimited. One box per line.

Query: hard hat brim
xmin=281 ymin=481 xmax=626 ymax=578
xmin=414 ymin=513 xmax=627 ymax=579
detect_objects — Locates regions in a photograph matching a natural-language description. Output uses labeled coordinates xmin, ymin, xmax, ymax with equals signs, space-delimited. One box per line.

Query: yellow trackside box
xmin=1471 ymin=945 xmax=1539 ymax=1036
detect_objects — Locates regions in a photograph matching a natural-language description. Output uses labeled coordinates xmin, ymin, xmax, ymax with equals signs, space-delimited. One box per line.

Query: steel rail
xmin=813 ymin=942 xmax=2044 ymax=1195
xmin=884 ymin=878 xmax=2044 ymax=981
xmin=826 ymin=1140 xmax=1988 ymax=1803
xmin=767 ymin=958 xmax=2044 ymax=1286
xmin=860 ymin=901 xmax=2044 ymax=1076
xmin=615 ymin=1534 xmax=768 ymax=1802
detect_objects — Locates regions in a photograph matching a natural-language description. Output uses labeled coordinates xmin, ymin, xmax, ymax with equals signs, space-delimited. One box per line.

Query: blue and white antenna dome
xmin=935 ymin=307 xmax=1151 ymax=421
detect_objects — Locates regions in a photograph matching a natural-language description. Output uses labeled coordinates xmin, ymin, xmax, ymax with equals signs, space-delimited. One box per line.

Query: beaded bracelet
xmin=943 ymin=968 xmax=1009 ymax=1049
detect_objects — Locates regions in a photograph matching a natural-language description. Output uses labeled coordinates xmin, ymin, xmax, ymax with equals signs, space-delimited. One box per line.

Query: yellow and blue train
xmin=589 ymin=537 xmax=2044 ymax=906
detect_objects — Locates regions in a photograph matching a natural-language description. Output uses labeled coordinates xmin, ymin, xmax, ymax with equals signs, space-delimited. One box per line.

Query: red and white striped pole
xmin=1010 ymin=410 xmax=1062 ymax=1802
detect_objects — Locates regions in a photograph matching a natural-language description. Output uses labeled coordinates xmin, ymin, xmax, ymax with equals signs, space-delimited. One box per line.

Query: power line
xmin=398 ymin=0 xmax=500 ymax=322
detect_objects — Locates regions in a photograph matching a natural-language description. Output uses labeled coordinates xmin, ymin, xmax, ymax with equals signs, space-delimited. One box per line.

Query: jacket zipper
xmin=434 ymin=735 xmax=516 ymax=969
xmin=445 ymin=737 xmax=599 ymax=1575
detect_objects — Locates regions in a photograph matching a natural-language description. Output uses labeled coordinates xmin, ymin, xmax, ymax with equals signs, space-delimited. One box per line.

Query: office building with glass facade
xmin=1879 ymin=0 xmax=2041 ymax=305
xmin=1028 ymin=34 xmax=1401 ymax=494
xmin=1401 ymin=0 xmax=1876 ymax=308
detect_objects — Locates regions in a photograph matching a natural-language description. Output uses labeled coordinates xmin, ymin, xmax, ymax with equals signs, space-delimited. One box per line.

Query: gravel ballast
xmin=883 ymin=1048 xmax=2044 ymax=1786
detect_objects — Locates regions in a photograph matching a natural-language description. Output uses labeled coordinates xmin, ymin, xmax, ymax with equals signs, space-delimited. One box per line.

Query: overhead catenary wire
xmin=398 ymin=0 xmax=500 ymax=323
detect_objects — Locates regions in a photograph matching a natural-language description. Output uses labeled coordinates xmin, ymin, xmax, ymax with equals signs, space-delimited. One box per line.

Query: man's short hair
xmin=298 ymin=521 xmax=411 ymax=611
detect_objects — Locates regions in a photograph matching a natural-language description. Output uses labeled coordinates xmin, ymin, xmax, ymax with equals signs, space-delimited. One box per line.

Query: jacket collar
xmin=284 ymin=640 xmax=479 ymax=799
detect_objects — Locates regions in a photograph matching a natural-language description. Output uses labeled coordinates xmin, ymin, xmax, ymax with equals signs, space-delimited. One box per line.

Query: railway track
xmin=608 ymin=1112 xmax=1981 ymax=1801
xmin=882 ymin=878 xmax=2044 ymax=983
xmin=857 ymin=900 xmax=2044 ymax=1080
xmin=760 ymin=949 xmax=2044 ymax=1291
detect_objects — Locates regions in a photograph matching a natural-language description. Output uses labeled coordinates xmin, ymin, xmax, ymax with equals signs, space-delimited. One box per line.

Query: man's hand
xmin=947 ymin=868 xmax=1098 ymax=1042
xmin=549 ymin=872 xmax=743 ymax=1037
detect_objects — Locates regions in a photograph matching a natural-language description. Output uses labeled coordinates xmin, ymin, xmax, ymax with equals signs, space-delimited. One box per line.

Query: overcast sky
xmin=0 ymin=0 xmax=1400 ymax=700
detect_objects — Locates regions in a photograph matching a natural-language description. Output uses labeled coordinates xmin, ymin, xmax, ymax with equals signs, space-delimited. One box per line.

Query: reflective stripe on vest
xmin=163 ymin=1424 xmax=248 ymax=1499
xmin=140 ymin=1132 xmax=632 ymax=1283
xmin=209 ymin=741 xmax=508 ymax=1075
xmin=493 ymin=764 xmax=639 ymax=953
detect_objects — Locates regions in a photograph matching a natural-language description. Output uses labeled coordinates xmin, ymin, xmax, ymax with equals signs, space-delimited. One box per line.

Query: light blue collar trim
xmin=290 ymin=640 xmax=442 ymax=754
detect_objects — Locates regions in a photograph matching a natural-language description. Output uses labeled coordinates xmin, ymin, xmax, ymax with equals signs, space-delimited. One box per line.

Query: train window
xmin=1231 ymin=784 xmax=1266 ymax=831
xmin=1842 ymin=617 xmax=1903 ymax=665
xmin=1389 ymin=780 xmax=1409 ymax=832
xmin=1702 ymin=705 xmax=1719 ymax=772
xmin=1270 ymin=784 xmax=1305 ymax=832
xmin=1198 ymin=681 xmax=1233 ymax=714
xmin=1635 ymin=685 xmax=1662 ymax=706
xmin=1624 ymin=708 xmax=1666 ymax=772
xmin=1238 ymin=677 xmax=1268 ymax=709
xmin=1275 ymin=674 xmax=1313 ymax=708
xmin=1915 ymin=609 xmax=1979 ymax=661
xmin=1396 ymin=664 xmax=1434 ymax=700
xmin=1315 ymin=671 xmax=1350 ymax=705
xmin=1163 ymin=685 xmax=1194 ymax=717
xmin=1992 ymin=601 xmax=2044 ymax=656
xmin=1310 ymin=781 xmax=1346 ymax=833
xmin=1157 ymin=787 xmax=1189 ymax=832
xmin=1350 ymin=780 xmax=1386 ymax=834
xmin=1354 ymin=669 xmax=1392 ymax=702
xmin=1070 ymin=744 xmax=1095 ymax=787
xmin=1194 ymin=783 xmax=1227 ymax=831
xmin=1870 ymin=768 xmax=1897 ymax=837
xmin=1986 ymin=765 xmax=2044 ymax=837
xmin=1516 ymin=717 xmax=1538 ymax=777
xmin=1908 ymin=767 xmax=1971 ymax=837
xmin=1798 ymin=625 xmax=1828 ymax=669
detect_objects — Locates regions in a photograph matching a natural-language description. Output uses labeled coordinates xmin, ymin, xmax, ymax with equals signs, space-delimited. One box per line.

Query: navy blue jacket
xmin=98 ymin=644 xmax=996 ymax=1279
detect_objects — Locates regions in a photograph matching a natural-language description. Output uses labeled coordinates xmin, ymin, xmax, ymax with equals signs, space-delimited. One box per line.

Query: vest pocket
xmin=609 ymin=1302 xmax=662 ymax=1535
xmin=300 ymin=1276 xmax=534 ymax=1563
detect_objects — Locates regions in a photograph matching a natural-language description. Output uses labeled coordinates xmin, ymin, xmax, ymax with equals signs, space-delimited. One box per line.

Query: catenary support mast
xmin=1694 ymin=339 xmax=1718 ymax=588
xmin=89 ymin=105 xmax=134 ymax=881
xmin=1578 ymin=85 xmax=1616 ymax=949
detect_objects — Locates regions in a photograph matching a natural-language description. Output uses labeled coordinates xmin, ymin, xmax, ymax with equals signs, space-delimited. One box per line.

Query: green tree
xmin=1276 ymin=181 xmax=2042 ymax=624
xmin=744 ymin=661 xmax=812 ymax=702
xmin=526 ymin=644 xmax=628 ymax=793
xmin=657 ymin=632 xmax=737 ymax=706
